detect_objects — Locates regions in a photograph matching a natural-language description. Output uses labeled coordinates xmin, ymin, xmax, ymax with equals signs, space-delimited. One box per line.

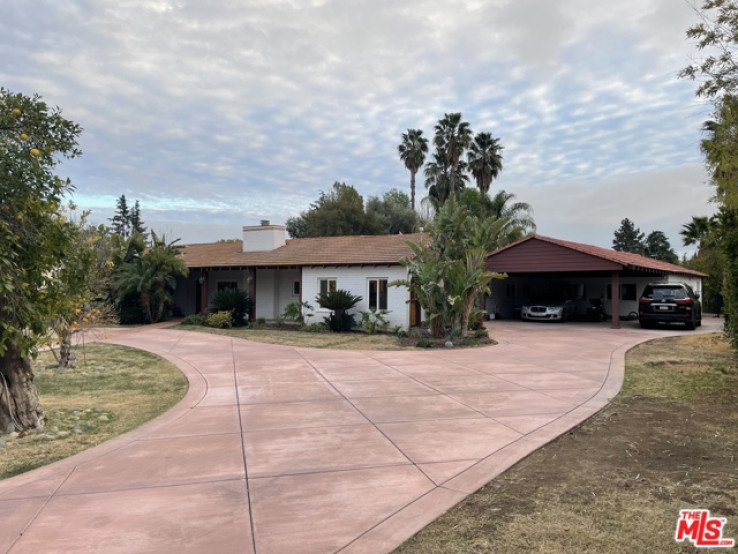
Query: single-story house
xmin=485 ymin=234 xmax=708 ymax=328
xmin=173 ymin=222 xmax=425 ymax=329
xmin=173 ymin=225 xmax=707 ymax=331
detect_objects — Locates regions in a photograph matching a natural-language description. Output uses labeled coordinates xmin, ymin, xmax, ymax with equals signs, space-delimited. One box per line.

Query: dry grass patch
xmin=0 ymin=343 xmax=188 ymax=479
xmin=396 ymin=332 xmax=738 ymax=553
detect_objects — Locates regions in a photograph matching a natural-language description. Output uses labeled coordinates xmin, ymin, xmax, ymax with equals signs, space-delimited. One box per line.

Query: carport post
xmin=611 ymin=271 xmax=620 ymax=329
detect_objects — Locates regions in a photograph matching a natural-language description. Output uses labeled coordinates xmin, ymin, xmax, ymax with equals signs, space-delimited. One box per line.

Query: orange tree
xmin=0 ymin=88 xmax=83 ymax=432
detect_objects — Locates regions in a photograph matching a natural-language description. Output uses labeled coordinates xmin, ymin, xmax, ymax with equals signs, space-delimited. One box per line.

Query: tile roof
xmin=490 ymin=234 xmax=708 ymax=277
xmin=181 ymin=233 xmax=428 ymax=268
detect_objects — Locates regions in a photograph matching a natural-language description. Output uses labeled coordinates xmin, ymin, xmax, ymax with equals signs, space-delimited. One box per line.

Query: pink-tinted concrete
xmin=0 ymin=318 xmax=722 ymax=553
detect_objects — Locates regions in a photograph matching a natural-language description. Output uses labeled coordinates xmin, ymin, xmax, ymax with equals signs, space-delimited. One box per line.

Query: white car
xmin=521 ymin=296 xmax=588 ymax=322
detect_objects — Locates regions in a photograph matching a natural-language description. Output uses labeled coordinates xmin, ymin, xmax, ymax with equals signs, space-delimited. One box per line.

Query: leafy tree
xmin=394 ymin=199 xmax=507 ymax=339
xmin=365 ymin=189 xmax=419 ymax=234
xmin=398 ymin=129 xmax=428 ymax=210
xmin=0 ymin=88 xmax=82 ymax=431
xmin=467 ymin=132 xmax=504 ymax=219
xmin=612 ymin=218 xmax=645 ymax=254
xmin=286 ymin=182 xmax=381 ymax=238
xmin=681 ymin=2 xmax=738 ymax=346
xmin=682 ymin=212 xmax=725 ymax=313
xmin=112 ymin=232 xmax=188 ymax=323
xmin=644 ymin=230 xmax=678 ymax=263
xmin=680 ymin=0 xmax=738 ymax=98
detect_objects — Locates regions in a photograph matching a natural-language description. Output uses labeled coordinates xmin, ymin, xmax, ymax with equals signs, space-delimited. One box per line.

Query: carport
xmin=485 ymin=235 xmax=707 ymax=329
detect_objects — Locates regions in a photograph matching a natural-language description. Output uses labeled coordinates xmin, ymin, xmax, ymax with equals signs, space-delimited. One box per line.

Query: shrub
xmin=316 ymin=289 xmax=362 ymax=332
xmin=207 ymin=311 xmax=233 ymax=329
xmin=300 ymin=322 xmax=329 ymax=333
xmin=360 ymin=309 xmax=391 ymax=334
xmin=474 ymin=328 xmax=489 ymax=339
xmin=209 ymin=289 xmax=253 ymax=326
xmin=181 ymin=314 xmax=207 ymax=326
xmin=282 ymin=301 xmax=314 ymax=325
xmin=416 ymin=337 xmax=434 ymax=348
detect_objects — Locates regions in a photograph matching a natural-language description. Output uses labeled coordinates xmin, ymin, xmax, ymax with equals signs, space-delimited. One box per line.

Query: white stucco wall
xmin=301 ymin=265 xmax=411 ymax=329
xmin=254 ymin=267 xmax=300 ymax=320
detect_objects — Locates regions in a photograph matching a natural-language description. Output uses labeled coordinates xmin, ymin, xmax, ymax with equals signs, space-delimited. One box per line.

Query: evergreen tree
xmin=612 ymin=218 xmax=645 ymax=254
xmin=644 ymin=230 xmax=678 ymax=263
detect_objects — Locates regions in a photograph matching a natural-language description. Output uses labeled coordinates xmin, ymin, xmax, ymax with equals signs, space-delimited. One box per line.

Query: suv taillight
xmin=675 ymin=299 xmax=692 ymax=305
xmin=639 ymin=298 xmax=652 ymax=304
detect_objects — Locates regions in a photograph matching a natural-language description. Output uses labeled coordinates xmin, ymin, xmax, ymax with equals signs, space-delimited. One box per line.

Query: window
xmin=217 ymin=281 xmax=238 ymax=292
xmin=319 ymin=279 xmax=337 ymax=295
xmin=293 ymin=280 xmax=301 ymax=296
xmin=368 ymin=279 xmax=388 ymax=310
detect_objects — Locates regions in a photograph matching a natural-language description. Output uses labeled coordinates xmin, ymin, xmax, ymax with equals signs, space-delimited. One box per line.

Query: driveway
xmin=0 ymin=318 xmax=722 ymax=553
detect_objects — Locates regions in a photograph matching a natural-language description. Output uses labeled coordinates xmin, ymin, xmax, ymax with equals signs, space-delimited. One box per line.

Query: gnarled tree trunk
xmin=0 ymin=346 xmax=45 ymax=433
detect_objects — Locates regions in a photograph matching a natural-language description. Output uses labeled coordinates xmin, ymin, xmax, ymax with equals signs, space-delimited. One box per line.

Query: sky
xmin=1 ymin=0 xmax=718 ymax=255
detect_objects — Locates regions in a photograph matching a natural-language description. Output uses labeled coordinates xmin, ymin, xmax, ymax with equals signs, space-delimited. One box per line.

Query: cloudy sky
xmin=2 ymin=0 xmax=717 ymax=254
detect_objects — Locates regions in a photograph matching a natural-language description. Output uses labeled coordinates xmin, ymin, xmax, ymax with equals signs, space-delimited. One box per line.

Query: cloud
xmin=1 ymin=0 xmax=714 ymax=253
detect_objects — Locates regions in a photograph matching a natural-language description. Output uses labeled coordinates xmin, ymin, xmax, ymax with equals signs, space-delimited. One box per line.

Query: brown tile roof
xmin=181 ymin=233 xmax=428 ymax=268
xmin=490 ymin=234 xmax=708 ymax=278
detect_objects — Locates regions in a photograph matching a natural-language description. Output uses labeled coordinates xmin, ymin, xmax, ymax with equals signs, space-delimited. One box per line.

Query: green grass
xmin=0 ymin=343 xmax=188 ymax=479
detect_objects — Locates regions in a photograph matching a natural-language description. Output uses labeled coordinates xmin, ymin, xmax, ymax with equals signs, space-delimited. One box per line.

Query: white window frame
xmin=368 ymin=278 xmax=389 ymax=311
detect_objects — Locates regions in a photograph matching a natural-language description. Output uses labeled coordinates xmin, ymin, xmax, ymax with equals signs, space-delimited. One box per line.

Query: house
xmin=485 ymin=234 xmax=708 ymax=328
xmin=174 ymin=226 xmax=707 ymax=331
xmin=173 ymin=222 xmax=425 ymax=329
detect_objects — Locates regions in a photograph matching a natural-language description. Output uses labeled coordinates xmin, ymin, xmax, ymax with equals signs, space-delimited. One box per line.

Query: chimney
xmin=242 ymin=222 xmax=286 ymax=252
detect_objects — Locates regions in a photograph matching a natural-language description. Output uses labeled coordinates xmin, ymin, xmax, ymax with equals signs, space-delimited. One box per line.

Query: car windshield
xmin=643 ymin=286 xmax=687 ymax=301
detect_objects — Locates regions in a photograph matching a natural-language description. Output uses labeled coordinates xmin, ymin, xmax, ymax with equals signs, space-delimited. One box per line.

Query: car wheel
xmin=639 ymin=320 xmax=652 ymax=329
xmin=685 ymin=317 xmax=696 ymax=331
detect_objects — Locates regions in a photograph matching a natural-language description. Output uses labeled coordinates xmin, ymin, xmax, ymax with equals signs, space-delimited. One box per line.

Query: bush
xmin=207 ymin=311 xmax=233 ymax=329
xmin=416 ymin=337 xmax=434 ymax=348
xmin=316 ymin=289 xmax=362 ymax=332
xmin=118 ymin=292 xmax=145 ymax=324
xmin=181 ymin=314 xmax=207 ymax=326
xmin=282 ymin=301 xmax=314 ymax=325
xmin=300 ymin=322 xmax=329 ymax=333
xmin=209 ymin=289 xmax=253 ymax=327
xmin=474 ymin=328 xmax=489 ymax=339
xmin=360 ymin=309 xmax=391 ymax=334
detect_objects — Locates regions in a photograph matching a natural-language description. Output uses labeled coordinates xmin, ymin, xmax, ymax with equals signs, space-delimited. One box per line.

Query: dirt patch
xmin=396 ymin=333 xmax=738 ymax=553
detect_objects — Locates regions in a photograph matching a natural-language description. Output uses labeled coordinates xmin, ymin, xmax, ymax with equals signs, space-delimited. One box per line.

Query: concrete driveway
xmin=0 ymin=318 xmax=722 ymax=553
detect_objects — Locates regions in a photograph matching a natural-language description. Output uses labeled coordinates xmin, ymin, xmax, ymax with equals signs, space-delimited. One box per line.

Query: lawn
xmin=394 ymin=332 xmax=738 ymax=553
xmin=175 ymin=324 xmax=493 ymax=349
xmin=0 ymin=343 xmax=188 ymax=479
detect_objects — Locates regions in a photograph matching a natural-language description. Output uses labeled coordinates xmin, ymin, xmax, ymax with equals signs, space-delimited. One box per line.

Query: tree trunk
xmin=0 ymin=346 xmax=45 ymax=433
xmin=410 ymin=170 xmax=416 ymax=211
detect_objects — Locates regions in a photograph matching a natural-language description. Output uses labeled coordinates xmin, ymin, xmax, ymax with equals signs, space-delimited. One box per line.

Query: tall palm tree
xmin=680 ymin=216 xmax=712 ymax=253
xmin=434 ymin=113 xmax=472 ymax=201
xmin=467 ymin=132 xmax=504 ymax=219
xmin=424 ymin=151 xmax=468 ymax=207
xmin=398 ymin=129 xmax=428 ymax=211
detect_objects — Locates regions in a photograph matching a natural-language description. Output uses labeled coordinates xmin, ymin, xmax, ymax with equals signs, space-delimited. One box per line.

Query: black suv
xmin=638 ymin=283 xmax=702 ymax=330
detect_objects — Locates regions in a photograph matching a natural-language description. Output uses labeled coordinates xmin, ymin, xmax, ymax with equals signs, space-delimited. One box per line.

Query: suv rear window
xmin=642 ymin=285 xmax=688 ymax=301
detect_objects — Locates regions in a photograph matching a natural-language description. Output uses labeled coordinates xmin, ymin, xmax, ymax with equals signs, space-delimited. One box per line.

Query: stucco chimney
xmin=242 ymin=223 xmax=287 ymax=252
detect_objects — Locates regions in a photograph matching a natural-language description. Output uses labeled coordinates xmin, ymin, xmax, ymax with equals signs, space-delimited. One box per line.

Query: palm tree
xmin=467 ymin=132 xmax=504 ymax=219
xmin=680 ymin=216 xmax=712 ymax=253
xmin=488 ymin=190 xmax=536 ymax=244
xmin=434 ymin=113 xmax=472 ymax=201
xmin=113 ymin=232 xmax=188 ymax=323
xmin=398 ymin=129 xmax=428 ymax=211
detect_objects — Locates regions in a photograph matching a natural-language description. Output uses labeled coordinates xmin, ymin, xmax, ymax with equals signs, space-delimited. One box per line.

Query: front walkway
xmin=0 ymin=319 xmax=721 ymax=553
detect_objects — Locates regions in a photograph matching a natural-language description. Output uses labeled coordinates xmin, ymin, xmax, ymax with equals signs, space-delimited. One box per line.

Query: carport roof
xmin=486 ymin=234 xmax=708 ymax=278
